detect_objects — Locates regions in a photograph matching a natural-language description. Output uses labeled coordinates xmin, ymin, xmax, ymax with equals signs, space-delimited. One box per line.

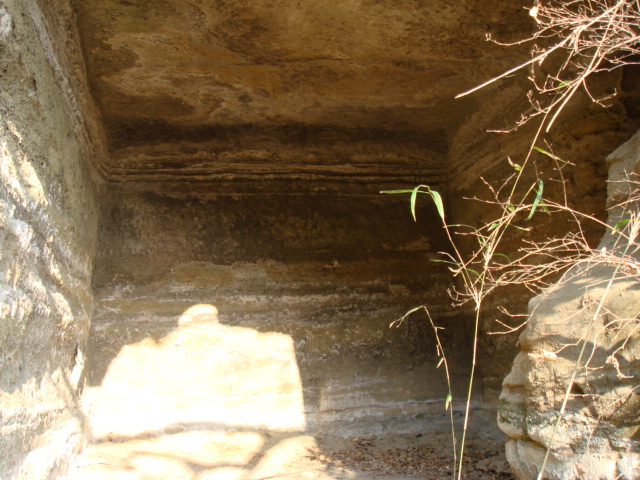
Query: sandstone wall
xmin=83 ymin=181 xmax=499 ymax=443
xmin=0 ymin=1 xmax=102 ymax=478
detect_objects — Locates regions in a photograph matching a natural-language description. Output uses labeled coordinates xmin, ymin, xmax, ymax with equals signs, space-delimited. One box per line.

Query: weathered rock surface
xmin=0 ymin=0 xmax=104 ymax=478
xmin=498 ymin=131 xmax=640 ymax=479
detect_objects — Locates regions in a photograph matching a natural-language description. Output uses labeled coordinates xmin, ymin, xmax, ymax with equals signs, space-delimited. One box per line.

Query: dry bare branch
xmin=458 ymin=0 xmax=640 ymax=133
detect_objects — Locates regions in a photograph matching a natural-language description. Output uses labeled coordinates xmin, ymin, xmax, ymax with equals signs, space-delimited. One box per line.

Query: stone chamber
xmin=1 ymin=1 xmax=639 ymax=479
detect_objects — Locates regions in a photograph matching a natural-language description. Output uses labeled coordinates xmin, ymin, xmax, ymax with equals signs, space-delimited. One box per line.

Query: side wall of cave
xmin=0 ymin=1 xmax=103 ymax=478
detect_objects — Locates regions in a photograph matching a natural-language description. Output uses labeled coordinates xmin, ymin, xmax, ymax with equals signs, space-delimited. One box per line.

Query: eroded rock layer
xmin=70 ymin=0 xmax=533 ymax=182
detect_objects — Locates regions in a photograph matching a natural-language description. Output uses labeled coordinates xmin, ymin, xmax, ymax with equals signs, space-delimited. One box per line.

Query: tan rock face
xmin=0 ymin=0 xmax=103 ymax=478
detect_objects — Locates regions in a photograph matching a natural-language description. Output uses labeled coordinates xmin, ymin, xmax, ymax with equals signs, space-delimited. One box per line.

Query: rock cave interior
xmin=2 ymin=0 xmax=639 ymax=479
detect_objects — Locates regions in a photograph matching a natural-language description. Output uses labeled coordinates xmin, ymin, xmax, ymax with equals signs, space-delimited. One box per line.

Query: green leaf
xmin=430 ymin=258 xmax=461 ymax=267
xmin=492 ymin=253 xmax=511 ymax=262
xmin=540 ymin=201 xmax=550 ymax=214
xmin=533 ymin=146 xmax=554 ymax=158
xmin=612 ymin=218 xmax=631 ymax=234
xmin=445 ymin=223 xmax=473 ymax=229
xmin=382 ymin=185 xmax=445 ymax=222
xmin=464 ymin=267 xmax=480 ymax=277
xmin=410 ymin=186 xmax=420 ymax=221
xmin=429 ymin=189 xmax=445 ymax=221
xmin=527 ymin=179 xmax=544 ymax=220
xmin=507 ymin=204 xmax=516 ymax=213
xmin=488 ymin=222 xmax=500 ymax=231
xmin=533 ymin=146 xmax=574 ymax=165
xmin=507 ymin=157 xmax=522 ymax=171
xmin=445 ymin=394 xmax=453 ymax=410
xmin=380 ymin=189 xmax=414 ymax=194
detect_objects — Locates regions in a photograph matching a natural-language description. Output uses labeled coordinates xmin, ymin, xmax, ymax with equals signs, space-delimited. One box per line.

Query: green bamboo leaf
xmin=540 ymin=201 xmax=550 ymax=214
xmin=445 ymin=394 xmax=453 ymax=410
xmin=533 ymin=146 xmax=574 ymax=165
xmin=507 ymin=204 xmax=516 ymax=213
xmin=410 ymin=186 xmax=420 ymax=221
xmin=511 ymin=224 xmax=532 ymax=232
xmin=533 ymin=146 xmax=554 ymax=158
xmin=507 ymin=157 xmax=522 ymax=171
xmin=429 ymin=189 xmax=445 ymax=221
xmin=527 ymin=179 xmax=544 ymax=220
xmin=383 ymin=185 xmax=444 ymax=222
xmin=380 ymin=189 xmax=415 ymax=194
xmin=612 ymin=218 xmax=631 ymax=234
xmin=446 ymin=223 xmax=473 ymax=228
xmin=430 ymin=258 xmax=462 ymax=268
xmin=464 ymin=268 xmax=480 ymax=277
xmin=488 ymin=222 xmax=499 ymax=231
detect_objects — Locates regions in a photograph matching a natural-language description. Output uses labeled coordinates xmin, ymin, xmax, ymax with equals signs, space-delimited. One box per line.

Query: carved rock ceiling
xmin=72 ymin=0 xmax=532 ymax=182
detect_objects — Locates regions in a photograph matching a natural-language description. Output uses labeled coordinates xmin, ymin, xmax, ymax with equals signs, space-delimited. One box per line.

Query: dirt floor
xmin=63 ymin=431 xmax=515 ymax=480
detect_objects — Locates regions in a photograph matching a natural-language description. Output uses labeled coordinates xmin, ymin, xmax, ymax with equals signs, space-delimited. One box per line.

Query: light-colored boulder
xmin=499 ymin=131 xmax=640 ymax=479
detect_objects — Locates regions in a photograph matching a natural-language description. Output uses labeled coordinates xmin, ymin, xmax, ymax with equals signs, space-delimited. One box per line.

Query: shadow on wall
xmin=77 ymin=304 xmax=318 ymax=478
